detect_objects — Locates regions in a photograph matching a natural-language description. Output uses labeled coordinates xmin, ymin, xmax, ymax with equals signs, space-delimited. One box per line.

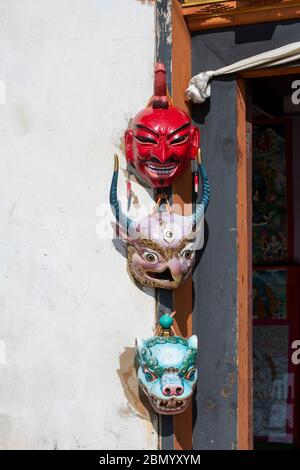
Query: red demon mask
xmin=125 ymin=63 xmax=200 ymax=188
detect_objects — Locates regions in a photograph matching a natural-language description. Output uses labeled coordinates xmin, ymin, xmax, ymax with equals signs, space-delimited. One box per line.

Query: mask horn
xmin=199 ymin=163 xmax=210 ymax=212
xmin=192 ymin=161 xmax=210 ymax=228
xmin=151 ymin=62 xmax=169 ymax=109
xmin=154 ymin=62 xmax=167 ymax=97
xmin=110 ymin=154 xmax=135 ymax=232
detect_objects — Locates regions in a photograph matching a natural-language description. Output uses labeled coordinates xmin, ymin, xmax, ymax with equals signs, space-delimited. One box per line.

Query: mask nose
xmin=157 ymin=138 xmax=169 ymax=163
xmin=162 ymin=384 xmax=184 ymax=397
xmin=161 ymin=372 xmax=184 ymax=396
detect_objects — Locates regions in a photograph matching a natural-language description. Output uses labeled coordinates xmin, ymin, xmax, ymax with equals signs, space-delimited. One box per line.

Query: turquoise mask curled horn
xmin=136 ymin=314 xmax=198 ymax=415
xmin=110 ymin=155 xmax=210 ymax=289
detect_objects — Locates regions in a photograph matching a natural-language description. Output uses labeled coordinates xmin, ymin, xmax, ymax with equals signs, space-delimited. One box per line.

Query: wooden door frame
xmin=172 ymin=0 xmax=300 ymax=449
xmin=172 ymin=0 xmax=193 ymax=450
xmin=236 ymin=65 xmax=300 ymax=449
xmin=236 ymin=77 xmax=252 ymax=450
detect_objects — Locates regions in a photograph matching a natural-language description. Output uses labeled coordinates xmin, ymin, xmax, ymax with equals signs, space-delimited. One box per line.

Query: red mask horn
xmin=151 ymin=62 xmax=169 ymax=109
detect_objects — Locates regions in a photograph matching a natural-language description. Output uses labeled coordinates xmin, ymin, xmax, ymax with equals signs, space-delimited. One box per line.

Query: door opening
xmin=248 ymin=74 xmax=300 ymax=449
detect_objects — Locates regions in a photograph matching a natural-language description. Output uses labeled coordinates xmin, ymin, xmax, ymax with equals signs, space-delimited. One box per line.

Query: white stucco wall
xmin=0 ymin=0 xmax=157 ymax=450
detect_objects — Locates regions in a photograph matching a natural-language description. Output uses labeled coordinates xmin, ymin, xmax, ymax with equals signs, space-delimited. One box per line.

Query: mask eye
xmin=170 ymin=135 xmax=189 ymax=146
xmin=142 ymin=251 xmax=159 ymax=264
xmin=144 ymin=368 xmax=157 ymax=382
xmin=185 ymin=368 xmax=196 ymax=381
xmin=181 ymin=249 xmax=193 ymax=260
xmin=135 ymin=136 xmax=156 ymax=145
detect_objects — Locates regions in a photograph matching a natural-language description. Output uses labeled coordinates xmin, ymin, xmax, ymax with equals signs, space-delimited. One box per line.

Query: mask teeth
xmin=146 ymin=163 xmax=177 ymax=175
xmin=151 ymin=395 xmax=188 ymax=411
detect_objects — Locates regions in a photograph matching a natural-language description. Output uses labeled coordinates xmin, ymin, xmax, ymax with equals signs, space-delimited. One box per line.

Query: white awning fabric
xmin=185 ymin=42 xmax=300 ymax=104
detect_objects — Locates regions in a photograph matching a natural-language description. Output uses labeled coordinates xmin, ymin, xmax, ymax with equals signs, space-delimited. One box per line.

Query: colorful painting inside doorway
xmin=252 ymin=121 xmax=289 ymax=264
xmin=253 ymin=325 xmax=292 ymax=443
xmin=253 ymin=269 xmax=287 ymax=320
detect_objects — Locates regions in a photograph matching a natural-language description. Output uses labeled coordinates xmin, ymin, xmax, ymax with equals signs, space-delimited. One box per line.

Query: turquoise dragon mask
xmin=136 ymin=314 xmax=198 ymax=415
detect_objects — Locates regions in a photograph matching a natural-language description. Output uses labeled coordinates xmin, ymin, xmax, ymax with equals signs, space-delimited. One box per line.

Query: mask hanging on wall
xmin=125 ymin=62 xmax=200 ymax=189
xmin=110 ymin=154 xmax=210 ymax=289
xmin=108 ymin=57 xmax=210 ymax=423
xmin=136 ymin=313 xmax=198 ymax=415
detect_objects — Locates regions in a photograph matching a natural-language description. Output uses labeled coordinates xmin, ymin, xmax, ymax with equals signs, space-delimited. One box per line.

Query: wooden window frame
xmin=182 ymin=0 xmax=300 ymax=31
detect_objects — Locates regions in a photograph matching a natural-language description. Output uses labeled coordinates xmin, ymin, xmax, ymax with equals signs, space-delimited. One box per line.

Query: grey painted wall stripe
xmin=156 ymin=0 xmax=172 ymax=96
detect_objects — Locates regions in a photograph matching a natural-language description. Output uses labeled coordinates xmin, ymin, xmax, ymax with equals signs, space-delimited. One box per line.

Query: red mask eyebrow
xmin=134 ymin=124 xmax=159 ymax=137
xmin=167 ymin=123 xmax=190 ymax=138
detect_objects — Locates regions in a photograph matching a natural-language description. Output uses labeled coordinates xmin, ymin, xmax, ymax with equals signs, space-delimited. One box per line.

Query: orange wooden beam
xmin=236 ymin=78 xmax=253 ymax=450
xmin=172 ymin=0 xmax=193 ymax=451
xmin=182 ymin=0 xmax=300 ymax=31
